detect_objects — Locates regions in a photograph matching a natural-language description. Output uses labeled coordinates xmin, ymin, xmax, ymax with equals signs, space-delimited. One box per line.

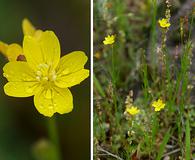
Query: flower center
xmin=35 ymin=63 xmax=57 ymax=83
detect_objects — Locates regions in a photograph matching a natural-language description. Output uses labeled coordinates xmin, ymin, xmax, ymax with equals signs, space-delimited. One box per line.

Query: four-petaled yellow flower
xmin=3 ymin=31 xmax=89 ymax=117
xmin=103 ymin=35 xmax=115 ymax=45
xmin=158 ymin=18 xmax=171 ymax=28
xmin=0 ymin=18 xmax=42 ymax=61
xmin=126 ymin=106 xmax=140 ymax=115
xmin=151 ymin=99 xmax=165 ymax=111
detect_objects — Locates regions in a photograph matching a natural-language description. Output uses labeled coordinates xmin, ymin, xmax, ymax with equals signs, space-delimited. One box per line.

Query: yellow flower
xmin=103 ymin=35 xmax=115 ymax=45
xmin=126 ymin=106 xmax=140 ymax=115
xmin=0 ymin=18 xmax=42 ymax=61
xmin=3 ymin=31 xmax=89 ymax=117
xmin=151 ymin=99 xmax=165 ymax=111
xmin=158 ymin=18 xmax=171 ymax=28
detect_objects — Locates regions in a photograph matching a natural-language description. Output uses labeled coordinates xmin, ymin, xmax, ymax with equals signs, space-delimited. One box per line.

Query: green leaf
xmin=93 ymin=75 xmax=105 ymax=97
xmin=185 ymin=118 xmax=191 ymax=160
xmin=156 ymin=129 xmax=171 ymax=160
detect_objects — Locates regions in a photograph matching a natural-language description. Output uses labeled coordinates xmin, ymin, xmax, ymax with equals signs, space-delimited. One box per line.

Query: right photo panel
xmin=94 ymin=0 xmax=195 ymax=159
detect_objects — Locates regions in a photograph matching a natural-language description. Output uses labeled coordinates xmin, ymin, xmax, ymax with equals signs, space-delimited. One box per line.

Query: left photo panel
xmin=0 ymin=0 xmax=90 ymax=159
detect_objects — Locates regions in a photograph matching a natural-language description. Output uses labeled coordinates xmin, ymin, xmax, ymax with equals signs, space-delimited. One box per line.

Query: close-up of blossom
xmin=103 ymin=35 xmax=115 ymax=45
xmin=151 ymin=99 xmax=165 ymax=111
xmin=3 ymin=31 xmax=89 ymax=117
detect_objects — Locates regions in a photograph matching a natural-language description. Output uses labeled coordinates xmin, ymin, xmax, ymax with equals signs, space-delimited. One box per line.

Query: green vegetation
xmin=94 ymin=0 xmax=195 ymax=159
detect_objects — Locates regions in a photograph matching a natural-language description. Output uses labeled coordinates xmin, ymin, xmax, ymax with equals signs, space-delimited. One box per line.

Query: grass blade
xmin=185 ymin=118 xmax=191 ymax=160
xmin=156 ymin=129 xmax=171 ymax=160
xmin=93 ymin=75 xmax=105 ymax=97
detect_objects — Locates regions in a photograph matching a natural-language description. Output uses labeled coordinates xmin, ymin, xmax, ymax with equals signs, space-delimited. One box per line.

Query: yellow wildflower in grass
xmin=103 ymin=35 xmax=115 ymax=45
xmin=3 ymin=31 xmax=89 ymax=117
xmin=151 ymin=99 xmax=165 ymax=111
xmin=158 ymin=18 xmax=171 ymax=28
xmin=0 ymin=18 xmax=42 ymax=61
xmin=126 ymin=106 xmax=140 ymax=115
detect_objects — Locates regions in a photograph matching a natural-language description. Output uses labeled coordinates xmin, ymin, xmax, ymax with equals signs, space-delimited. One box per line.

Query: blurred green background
xmin=0 ymin=0 xmax=90 ymax=159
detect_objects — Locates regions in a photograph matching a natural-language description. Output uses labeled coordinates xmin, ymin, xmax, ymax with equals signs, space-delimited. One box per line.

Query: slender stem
xmin=111 ymin=45 xmax=117 ymax=112
xmin=151 ymin=112 xmax=158 ymax=151
xmin=188 ymin=15 xmax=194 ymax=41
xmin=48 ymin=117 xmax=61 ymax=160
xmin=150 ymin=0 xmax=157 ymax=69
xmin=111 ymin=45 xmax=115 ymax=85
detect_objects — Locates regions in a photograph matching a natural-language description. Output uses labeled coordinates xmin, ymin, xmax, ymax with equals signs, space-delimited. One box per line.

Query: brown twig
xmin=162 ymin=148 xmax=180 ymax=157
xmin=96 ymin=146 xmax=124 ymax=160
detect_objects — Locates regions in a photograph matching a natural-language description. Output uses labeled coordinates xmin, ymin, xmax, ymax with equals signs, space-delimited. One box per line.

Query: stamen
xmin=35 ymin=63 xmax=57 ymax=82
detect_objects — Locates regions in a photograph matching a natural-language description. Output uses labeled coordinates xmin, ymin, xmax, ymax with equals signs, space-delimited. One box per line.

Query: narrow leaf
xmin=185 ymin=118 xmax=191 ymax=160
xmin=93 ymin=75 xmax=105 ymax=97
xmin=156 ymin=129 xmax=171 ymax=160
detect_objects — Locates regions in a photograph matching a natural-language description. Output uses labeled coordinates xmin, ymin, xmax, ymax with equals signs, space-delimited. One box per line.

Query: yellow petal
xmin=4 ymin=82 xmax=38 ymax=97
xmin=22 ymin=18 xmax=36 ymax=36
xmin=55 ymin=69 xmax=89 ymax=88
xmin=0 ymin=41 xmax=8 ymax=57
xmin=23 ymin=31 xmax=60 ymax=70
xmin=34 ymin=30 xmax=43 ymax=39
xmin=34 ymin=87 xmax=73 ymax=117
xmin=6 ymin=43 xmax=23 ymax=61
xmin=3 ymin=61 xmax=36 ymax=81
xmin=56 ymin=51 xmax=88 ymax=74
